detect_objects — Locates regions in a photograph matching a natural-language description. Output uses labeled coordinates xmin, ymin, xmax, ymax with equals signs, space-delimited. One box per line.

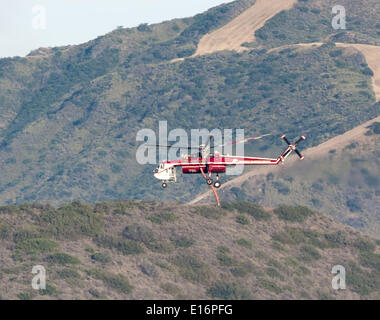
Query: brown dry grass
xmin=193 ymin=0 xmax=298 ymax=56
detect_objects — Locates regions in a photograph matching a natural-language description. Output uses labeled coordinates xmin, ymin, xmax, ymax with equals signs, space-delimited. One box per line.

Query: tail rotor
xmin=279 ymin=134 xmax=306 ymax=162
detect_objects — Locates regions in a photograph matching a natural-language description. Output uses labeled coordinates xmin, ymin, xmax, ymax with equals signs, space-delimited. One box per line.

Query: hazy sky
xmin=0 ymin=0 xmax=234 ymax=58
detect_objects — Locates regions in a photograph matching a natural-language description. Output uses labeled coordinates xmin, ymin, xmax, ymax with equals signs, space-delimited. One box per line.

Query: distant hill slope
xmin=269 ymin=43 xmax=380 ymax=101
xmin=336 ymin=44 xmax=380 ymax=101
xmin=0 ymin=42 xmax=377 ymax=205
xmin=194 ymin=0 xmax=297 ymax=55
xmin=0 ymin=201 xmax=379 ymax=299
xmin=253 ymin=0 xmax=380 ymax=48
xmin=0 ymin=0 xmax=378 ymax=213
xmin=193 ymin=0 xmax=380 ymax=55
xmin=193 ymin=117 xmax=380 ymax=237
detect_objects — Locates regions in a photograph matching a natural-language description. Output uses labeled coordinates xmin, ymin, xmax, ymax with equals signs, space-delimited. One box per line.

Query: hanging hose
xmin=200 ymin=167 xmax=220 ymax=207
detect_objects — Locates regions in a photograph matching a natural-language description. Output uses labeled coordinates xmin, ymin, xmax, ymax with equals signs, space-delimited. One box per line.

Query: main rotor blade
xmin=282 ymin=135 xmax=292 ymax=146
xmin=145 ymin=144 xmax=199 ymax=150
xmin=204 ymin=134 xmax=213 ymax=149
xmin=211 ymin=133 xmax=271 ymax=149
xmin=294 ymin=136 xmax=306 ymax=145
xmin=233 ymin=133 xmax=272 ymax=145
xmin=294 ymin=149 xmax=305 ymax=160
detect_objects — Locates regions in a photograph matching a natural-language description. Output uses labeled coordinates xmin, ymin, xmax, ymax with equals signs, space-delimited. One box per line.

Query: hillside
xmin=0 ymin=0 xmax=378 ymax=233
xmin=253 ymin=0 xmax=380 ymax=48
xmin=194 ymin=0 xmax=298 ymax=55
xmin=194 ymin=118 xmax=380 ymax=237
xmin=0 ymin=41 xmax=378 ymax=205
xmin=0 ymin=200 xmax=379 ymax=300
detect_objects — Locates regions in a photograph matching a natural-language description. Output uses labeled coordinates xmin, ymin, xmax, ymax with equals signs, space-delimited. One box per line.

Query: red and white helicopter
xmin=152 ymin=134 xmax=306 ymax=190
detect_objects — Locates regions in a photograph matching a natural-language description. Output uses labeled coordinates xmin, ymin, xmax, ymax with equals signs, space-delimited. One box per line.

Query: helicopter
xmin=151 ymin=134 xmax=306 ymax=189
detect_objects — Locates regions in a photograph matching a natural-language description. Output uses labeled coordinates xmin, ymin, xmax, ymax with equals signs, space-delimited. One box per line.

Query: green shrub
xmin=137 ymin=23 xmax=152 ymax=32
xmin=89 ymin=269 xmax=133 ymax=294
xmin=147 ymin=212 xmax=178 ymax=224
xmin=258 ymin=279 xmax=283 ymax=294
xmin=11 ymin=250 xmax=23 ymax=262
xmin=353 ymin=238 xmax=375 ymax=252
xmin=195 ymin=206 xmax=222 ymax=220
xmin=299 ymin=245 xmax=321 ymax=262
xmin=323 ymin=231 xmax=348 ymax=248
xmin=273 ymin=227 xmax=328 ymax=249
xmin=274 ymin=205 xmax=314 ymax=222
xmin=372 ymin=122 xmax=380 ymax=134
xmin=122 ymin=224 xmax=156 ymax=245
xmin=216 ymin=246 xmax=237 ymax=267
xmin=13 ymin=229 xmax=41 ymax=243
xmin=16 ymin=238 xmax=59 ymax=254
xmin=0 ymin=205 xmax=20 ymax=215
xmin=110 ymin=162 xmax=121 ymax=174
xmin=139 ymin=263 xmax=157 ymax=277
xmin=230 ymin=262 xmax=255 ymax=278
xmin=91 ymin=252 xmax=111 ymax=264
xmin=273 ymin=181 xmax=291 ymax=195
xmin=161 ymin=283 xmax=180 ymax=296
xmin=298 ymin=265 xmax=311 ymax=276
xmin=235 ymin=238 xmax=252 ymax=249
xmin=56 ymin=268 xmax=80 ymax=279
xmin=86 ymin=247 xmax=95 ymax=254
xmin=207 ymin=281 xmax=252 ymax=300
xmin=346 ymin=199 xmax=362 ymax=212
xmin=230 ymin=187 xmax=247 ymax=201
xmin=17 ymin=292 xmax=34 ymax=300
xmin=172 ymin=255 xmax=211 ymax=284
xmin=271 ymin=240 xmax=285 ymax=252
xmin=172 ymin=236 xmax=195 ymax=248
xmin=359 ymin=251 xmax=380 ymax=271
xmin=88 ymin=288 xmax=105 ymax=299
xmin=111 ymin=203 xmax=129 ymax=215
xmin=232 ymin=202 xmax=270 ymax=221
xmin=39 ymin=201 xmax=103 ymax=239
xmin=147 ymin=241 xmax=175 ymax=253
xmin=266 ymin=267 xmax=283 ymax=280
xmin=46 ymin=253 xmax=80 ymax=265
xmin=236 ymin=215 xmax=250 ymax=225
xmin=94 ymin=202 xmax=112 ymax=214
xmin=346 ymin=262 xmax=379 ymax=296
xmin=122 ymin=224 xmax=172 ymax=252
xmin=39 ymin=284 xmax=58 ymax=296
xmin=0 ymin=224 xmax=11 ymax=240
xmin=94 ymin=235 xmax=144 ymax=255
xmin=361 ymin=67 xmax=374 ymax=76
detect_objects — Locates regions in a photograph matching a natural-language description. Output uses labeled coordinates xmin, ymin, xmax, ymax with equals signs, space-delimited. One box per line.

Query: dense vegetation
xmin=253 ymin=0 xmax=380 ymax=47
xmin=0 ymin=200 xmax=379 ymax=299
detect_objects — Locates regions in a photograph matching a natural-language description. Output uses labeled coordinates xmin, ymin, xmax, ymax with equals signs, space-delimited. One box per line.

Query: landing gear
xmin=207 ymin=178 xmax=213 ymax=185
xmin=162 ymin=182 xmax=167 ymax=188
xmin=214 ymin=174 xmax=221 ymax=188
